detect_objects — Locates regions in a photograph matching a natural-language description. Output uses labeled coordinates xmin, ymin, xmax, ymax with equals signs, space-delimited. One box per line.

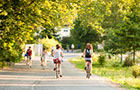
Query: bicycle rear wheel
xmin=56 ymin=65 xmax=59 ymax=78
xmin=86 ymin=65 xmax=90 ymax=79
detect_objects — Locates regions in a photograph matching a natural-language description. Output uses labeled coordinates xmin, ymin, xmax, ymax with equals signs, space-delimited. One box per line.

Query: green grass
xmin=69 ymin=57 xmax=140 ymax=90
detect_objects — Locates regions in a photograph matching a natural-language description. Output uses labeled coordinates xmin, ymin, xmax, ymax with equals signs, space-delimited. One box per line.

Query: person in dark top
xmin=82 ymin=43 xmax=93 ymax=75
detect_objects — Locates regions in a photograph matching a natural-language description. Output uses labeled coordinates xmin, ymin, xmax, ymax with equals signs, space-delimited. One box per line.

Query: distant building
xmin=56 ymin=26 xmax=71 ymax=41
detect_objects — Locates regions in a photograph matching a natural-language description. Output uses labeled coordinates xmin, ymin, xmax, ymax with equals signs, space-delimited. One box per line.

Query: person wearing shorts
xmin=27 ymin=46 xmax=32 ymax=68
xmin=41 ymin=48 xmax=48 ymax=67
xmin=82 ymin=43 xmax=93 ymax=75
xmin=52 ymin=44 xmax=64 ymax=77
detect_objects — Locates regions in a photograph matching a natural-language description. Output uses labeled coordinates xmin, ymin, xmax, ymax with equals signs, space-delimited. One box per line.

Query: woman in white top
xmin=41 ymin=48 xmax=48 ymax=69
xmin=52 ymin=44 xmax=64 ymax=77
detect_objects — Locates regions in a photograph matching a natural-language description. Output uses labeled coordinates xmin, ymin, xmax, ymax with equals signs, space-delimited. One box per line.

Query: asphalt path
xmin=0 ymin=53 xmax=125 ymax=90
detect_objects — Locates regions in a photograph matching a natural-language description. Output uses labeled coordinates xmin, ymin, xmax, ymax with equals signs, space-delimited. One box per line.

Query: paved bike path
xmin=0 ymin=53 xmax=125 ymax=90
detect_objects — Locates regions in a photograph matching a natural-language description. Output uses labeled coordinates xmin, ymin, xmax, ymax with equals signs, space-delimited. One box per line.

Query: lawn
xmin=69 ymin=57 xmax=140 ymax=90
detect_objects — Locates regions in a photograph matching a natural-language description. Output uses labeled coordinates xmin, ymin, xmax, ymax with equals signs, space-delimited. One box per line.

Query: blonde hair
xmin=86 ymin=43 xmax=93 ymax=50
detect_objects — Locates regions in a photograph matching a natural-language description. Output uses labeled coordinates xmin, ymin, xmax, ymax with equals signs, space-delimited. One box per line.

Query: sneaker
xmin=84 ymin=67 xmax=86 ymax=70
xmin=53 ymin=68 xmax=56 ymax=71
xmin=90 ymin=73 xmax=92 ymax=76
xmin=60 ymin=75 xmax=62 ymax=77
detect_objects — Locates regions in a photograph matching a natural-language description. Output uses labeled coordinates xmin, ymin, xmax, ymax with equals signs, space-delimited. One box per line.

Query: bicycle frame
xmin=86 ymin=61 xmax=91 ymax=79
xmin=55 ymin=61 xmax=60 ymax=78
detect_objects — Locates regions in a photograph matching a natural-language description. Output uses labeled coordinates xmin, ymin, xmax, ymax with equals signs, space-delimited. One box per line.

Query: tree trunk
xmin=120 ymin=53 xmax=123 ymax=64
xmin=133 ymin=48 xmax=136 ymax=63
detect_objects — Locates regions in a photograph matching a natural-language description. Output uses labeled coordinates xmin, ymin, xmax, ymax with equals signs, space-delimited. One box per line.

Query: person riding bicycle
xmin=26 ymin=46 xmax=32 ymax=68
xmin=82 ymin=43 xmax=93 ymax=76
xmin=52 ymin=44 xmax=64 ymax=77
xmin=41 ymin=48 xmax=48 ymax=69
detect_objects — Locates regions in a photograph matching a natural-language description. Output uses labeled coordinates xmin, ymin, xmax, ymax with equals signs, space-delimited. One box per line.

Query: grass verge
xmin=69 ymin=57 xmax=140 ymax=90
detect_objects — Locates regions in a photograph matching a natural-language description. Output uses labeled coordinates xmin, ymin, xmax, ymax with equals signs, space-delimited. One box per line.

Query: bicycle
xmin=54 ymin=60 xmax=60 ymax=78
xmin=81 ymin=56 xmax=91 ymax=79
xmin=55 ymin=61 xmax=60 ymax=78
xmin=86 ymin=61 xmax=91 ymax=79
xmin=54 ymin=58 xmax=62 ymax=78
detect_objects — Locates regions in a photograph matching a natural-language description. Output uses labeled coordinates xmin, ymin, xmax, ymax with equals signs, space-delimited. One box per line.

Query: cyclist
xmin=27 ymin=46 xmax=32 ymax=68
xmin=82 ymin=43 xmax=93 ymax=75
xmin=41 ymin=48 xmax=48 ymax=69
xmin=52 ymin=44 xmax=64 ymax=77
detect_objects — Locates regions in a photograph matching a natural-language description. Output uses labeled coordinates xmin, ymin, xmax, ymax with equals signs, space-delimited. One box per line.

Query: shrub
xmin=40 ymin=37 xmax=60 ymax=52
xmin=132 ymin=65 xmax=140 ymax=78
xmin=0 ymin=45 xmax=23 ymax=67
xmin=98 ymin=54 xmax=106 ymax=65
xmin=110 ymin=57 xmax=123 ymax=67
xmin=123 ymin=56 xmax=133 ymax=67
xmin=92 ymin=54 xmax=98 ymax=62
xmin=112 ymin=61 xmax=121 ymax=67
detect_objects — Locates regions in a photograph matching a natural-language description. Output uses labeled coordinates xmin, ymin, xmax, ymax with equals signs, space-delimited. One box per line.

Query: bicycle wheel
xmin=86 ymin=65 xmax=90 ymax=79
xmin=56 ymin=64 xmax=59 ymax=78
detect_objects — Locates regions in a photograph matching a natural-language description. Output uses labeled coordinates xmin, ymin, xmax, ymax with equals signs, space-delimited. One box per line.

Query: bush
xmin=0 ymin=45 xmax=23 ymax=67
xmin=123 ymin=56 xmax=133 ymax=67
xmin=98 ymin=54 xmax=106 ymax=65
xmin=61 ymin=37 xmax=74 ymax=49
xmin=110 ymin=57 xmax=123 ymax=67
xmin=92 ymin=54 xmax=98 ymax=62
xmin=40 ymin=37 xmax=60 ymax=51
xmin=112 ymin=62 xmax=121 ymax=67
xmin=132 ymin=65 xmax=140 ymax=78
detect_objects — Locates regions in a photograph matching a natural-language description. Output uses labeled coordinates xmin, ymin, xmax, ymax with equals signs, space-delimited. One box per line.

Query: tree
xmin=71 ymin=19 xmax=101 ymax=48
xmin=115 ymin=0 xmax=140 ymax=63
xmin=0 ymin=0 xmax=78 ymax=64
xmin=104 ymin=29 xmax=126 ymax=63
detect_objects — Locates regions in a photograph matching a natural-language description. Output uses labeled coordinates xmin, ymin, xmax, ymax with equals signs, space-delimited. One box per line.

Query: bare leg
xmin=85 ymin=61 xmax=88 ymax=68
xmin=58 ymin=63 xmax=62 ymax=76
xmin=89 ymin=63 xmax=92 ymax=74
xmin=26 ymin=58 xmax=29 ymax=66
xmin=29 ymin=59 xmax=32 ymax=67
xmin=53 ymin=64 xmax=57 ymax=71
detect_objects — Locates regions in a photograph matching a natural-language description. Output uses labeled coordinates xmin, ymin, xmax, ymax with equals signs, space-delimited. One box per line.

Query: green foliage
xmin=71 ymin=19 xmax=101 ymax=44
xmin=40 ymin=37 xmax=60 ymax=52
xmin=61 ymin=37 xmax=74 ymax=49
xmin=104 ymin=29 xmax=126 ymax=55
xmin=102 ymin=0 xmax=140 ymax=63
xmin=132 ymin=65 xmax=140 ymax=78
xmin=70 ymin=56 xmax=140 ymax=90
xmin=123 ymin=56 xmax=133 ymax=67
xmin=111 ymin=61 xmax=121 ymax=67
xmin=0 ymin=0 xmax=78 ymax=65
xmin=98 ymin=53 xmax=106 ymax=65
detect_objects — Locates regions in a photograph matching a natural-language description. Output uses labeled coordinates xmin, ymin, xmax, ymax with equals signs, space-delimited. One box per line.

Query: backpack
xmin=25 ymin=52 xmax=28 ymax=57
xmin=85 ymin=49 xmax=91 ymax=58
